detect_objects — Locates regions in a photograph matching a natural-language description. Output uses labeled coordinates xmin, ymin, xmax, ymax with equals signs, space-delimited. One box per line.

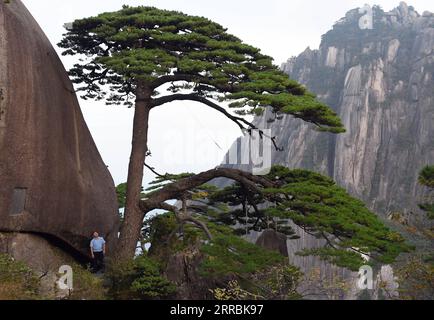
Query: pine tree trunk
xmin=117 ymin=84 xmax=151 ymax=259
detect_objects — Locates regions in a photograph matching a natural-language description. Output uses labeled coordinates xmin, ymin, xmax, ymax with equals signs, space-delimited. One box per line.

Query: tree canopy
xmin=59 ymin=5 xmax=344 ymax=133
xmin=130 ymin=165 xmax=411 ymax=272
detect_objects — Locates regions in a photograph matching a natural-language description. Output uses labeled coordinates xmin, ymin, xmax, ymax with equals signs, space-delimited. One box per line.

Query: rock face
xmin=223 ymin=3 xmax=432 ymax=299
xmin=278 ymin=2 xmax=434 ymax=222
xmin=164 ymin=248 xmax=215 ymax=300
xmin=255 ymin=229 xmax=289 ymax=257
xmin=0 ymin=233 xmax=77 ymax=298
xmin=0 ymin=1 xmax=119 ymax=257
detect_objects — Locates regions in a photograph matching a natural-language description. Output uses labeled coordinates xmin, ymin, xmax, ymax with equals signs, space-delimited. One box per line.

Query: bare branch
xmin=151 ymin=94 xmax=284 ymax=151
xmin=144 ymin=162 xmax=166 ymax=178
xmin=151 ymin=93 xmax=254 ymax=131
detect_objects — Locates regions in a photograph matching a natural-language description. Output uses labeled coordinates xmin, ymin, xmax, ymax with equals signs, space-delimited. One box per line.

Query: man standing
xmin=90 ymin=232 xmax=106 ymax=273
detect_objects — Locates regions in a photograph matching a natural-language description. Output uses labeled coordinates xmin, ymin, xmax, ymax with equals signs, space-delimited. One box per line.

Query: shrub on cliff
xmin=0 ymin=254 xmax=40 ymax=300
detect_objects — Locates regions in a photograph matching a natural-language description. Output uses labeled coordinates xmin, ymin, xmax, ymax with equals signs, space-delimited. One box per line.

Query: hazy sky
xmin=21 ymin=0 xmax=434 ymax=186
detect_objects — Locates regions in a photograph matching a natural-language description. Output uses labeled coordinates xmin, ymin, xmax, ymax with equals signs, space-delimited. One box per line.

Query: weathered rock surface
xmin=164 ymin=247 xmax=215 ymax=300
xmin=0 ymin=1 xmax=119 ymax=257
xmin=0 ymin=233 xmax=76 ymax=298
xmin=255 ymin=229 xmax=289 ymax=257
xmin=279 ymin=3 xmax=434 ymax=223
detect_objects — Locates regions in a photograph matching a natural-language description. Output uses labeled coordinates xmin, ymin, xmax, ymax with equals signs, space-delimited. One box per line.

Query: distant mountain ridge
xmin=275 ymin=2 xmax=434 ymax=222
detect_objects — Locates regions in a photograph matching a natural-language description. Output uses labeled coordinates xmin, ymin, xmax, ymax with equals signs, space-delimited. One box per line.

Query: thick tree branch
xmin=140 ymin=167 xmax=275 ymax=213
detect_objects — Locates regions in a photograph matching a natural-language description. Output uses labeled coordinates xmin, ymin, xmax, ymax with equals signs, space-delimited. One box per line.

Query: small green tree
xmin=418 ymin=165 xmax=434 ymax=219
xmin=105 ymin=254 xmax=175 ymax=300
xmin=59 ymin=6 xmax=344 ymax=259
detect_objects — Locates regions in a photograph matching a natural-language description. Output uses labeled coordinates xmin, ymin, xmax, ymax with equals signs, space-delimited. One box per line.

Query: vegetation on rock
xmin=395 ymin=255 xmax=434 ymax=300
xmin=145 ymin=166 xmax=410 ymax=272
xmin=146 ymin=213 xmax=302 ymax=300
xmin=105 ymin=255 xmax=176 ymax=300
xmin=0 ymin=254 xmax=40 ymax=300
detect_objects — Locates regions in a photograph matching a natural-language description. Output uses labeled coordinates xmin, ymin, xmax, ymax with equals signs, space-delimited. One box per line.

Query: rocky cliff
xmin=277 ymin=2 xmax=434 ymax=223
xmin=222 ymin=2 xmax=433 ymax=299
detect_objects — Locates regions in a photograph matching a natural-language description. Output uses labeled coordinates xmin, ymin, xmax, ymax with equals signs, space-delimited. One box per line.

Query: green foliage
xmin=144 ymin=161 xmax=411 ymax=295
xmin=419 ymin=166 xmax=434 ymax=189
xmin=419 ymin=203 xmax=434 ymax=220
xmin=116 ymin=183 xmax=145 ymax=209
xmin=148 ymin=213 xmax=300 ymax=299
xmin=145 ymin=172 xmax=195 ymax=194
xmin=59 ymin=6 xmax=344 ymax=133
xmin=208 ymin=166 xmax=411 ymax=271
xmin=67 ymin=263 xmax=107 ymax=300
xmin=0 ymin=254 xmax=40 ymax=300
xmin=200 ymin=229 xmax=285 ymax=277
xmin=148 ymin=213 xmax=285 ymax=278
xmin=116 ymin=183 xmax=128 ymax=209
xmin=208 ymin=181 xmax=299 ymax=238
xmin=147 ymin=213 xmax=201 ymax=257
xmin=247 ymin=264 xmax=303 ymax=300
xmin=395 ymin=255 xmax=434 ymax=300
xmin=105 ymin=255 xmax=176 ymax=300
xmin=418 ymin=166 xmax=434 ymax=219
xmin=212 ymin=264 xmax=303 ymax=300
xmin=130 ymin=256 xmax=177 ymax=298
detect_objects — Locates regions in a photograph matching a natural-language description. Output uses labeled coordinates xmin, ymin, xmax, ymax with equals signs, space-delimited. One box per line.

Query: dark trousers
xmin=92 ymin=251 xmax=105 ymax=272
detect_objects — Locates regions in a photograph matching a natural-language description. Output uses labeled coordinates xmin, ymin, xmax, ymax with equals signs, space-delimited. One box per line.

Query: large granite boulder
xmin=0 ymin=1 xmax=119 ymax=257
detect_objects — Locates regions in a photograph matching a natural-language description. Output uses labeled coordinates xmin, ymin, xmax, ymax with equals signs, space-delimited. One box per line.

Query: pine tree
xmin=59 ymin=6 xmax=344 ymax=258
